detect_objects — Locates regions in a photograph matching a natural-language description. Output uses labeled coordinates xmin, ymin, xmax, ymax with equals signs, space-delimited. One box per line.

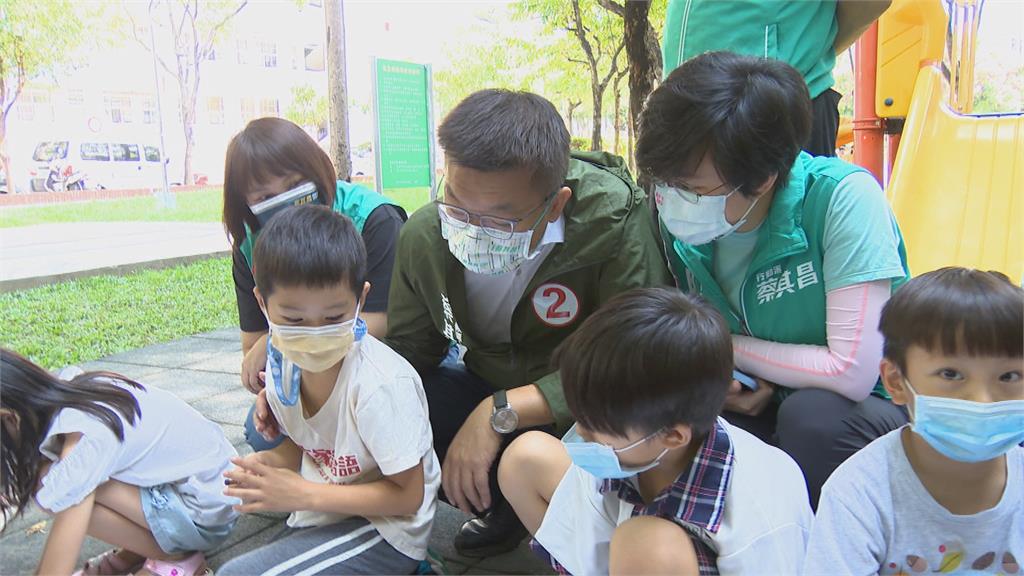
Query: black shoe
xmin=453 ymin=500 xmax=528 ymax=558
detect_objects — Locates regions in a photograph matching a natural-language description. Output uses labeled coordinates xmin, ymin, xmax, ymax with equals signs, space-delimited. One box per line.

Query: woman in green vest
xmin=221 ymin=117 xmax=406 ymax=451
xmin=636 ymin=52 xmax=910 ymax=507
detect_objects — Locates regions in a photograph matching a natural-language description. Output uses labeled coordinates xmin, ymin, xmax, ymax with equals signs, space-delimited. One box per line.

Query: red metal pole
xmin=884 ymin=131 xmax=902 ymax=186
xmin=852 ymin=22 xmax=884 ymax=182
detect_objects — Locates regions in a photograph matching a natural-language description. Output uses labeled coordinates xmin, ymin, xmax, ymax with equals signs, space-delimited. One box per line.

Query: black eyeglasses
xmin=434 ymin=175 xmax=556 ymax=240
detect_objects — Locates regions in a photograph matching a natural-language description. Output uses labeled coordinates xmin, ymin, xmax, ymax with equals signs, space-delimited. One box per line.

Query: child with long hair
xmin=0 ymin=349 xmax=238 ymax=576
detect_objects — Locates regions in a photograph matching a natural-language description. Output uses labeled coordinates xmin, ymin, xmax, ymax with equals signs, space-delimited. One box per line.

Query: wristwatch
xmin=490 ymin=389 xmax=519 ymax=434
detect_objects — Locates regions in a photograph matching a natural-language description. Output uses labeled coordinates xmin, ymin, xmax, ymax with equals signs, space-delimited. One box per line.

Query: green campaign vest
xmin=663 ymin=154 xmax=910 ymax=396
xmin=239 ymin=180 xmax=397 ymax=270
xmin=662 ymin=0 xmax=838 ymax=99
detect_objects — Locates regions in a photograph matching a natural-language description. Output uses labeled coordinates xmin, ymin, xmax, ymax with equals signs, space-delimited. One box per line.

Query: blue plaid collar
xmin=600 ymin=417 xmax=735 ymax=533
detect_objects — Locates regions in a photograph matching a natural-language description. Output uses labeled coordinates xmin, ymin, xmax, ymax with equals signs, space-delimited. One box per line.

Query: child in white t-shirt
xmin=220 ymin=204 xmax=439 ymax=575
xmin=499 ymin=288 xmax=813 ymax=575
xmin=804 ymin=268 xmax=1024 ymax=575
xmin=0 ymin=348 xmax=238 ymax=576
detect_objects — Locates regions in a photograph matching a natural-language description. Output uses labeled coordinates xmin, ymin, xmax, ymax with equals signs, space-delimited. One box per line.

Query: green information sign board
xmin=372 ymin=58 xmax=435 ymax=201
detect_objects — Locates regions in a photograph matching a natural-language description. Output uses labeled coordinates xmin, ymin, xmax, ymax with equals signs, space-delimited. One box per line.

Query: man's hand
xmin=253 ymin=388 xmax=281 ymax=442
xmin=223 ymin=454 xmax=313 ymax=513
xmin=723 ymin=378 xmax=776 ymax=416
xmin=442 ymin=400 xmax=503 ymax=516
xmin=241 ymin=333 xmax=269 ymax=394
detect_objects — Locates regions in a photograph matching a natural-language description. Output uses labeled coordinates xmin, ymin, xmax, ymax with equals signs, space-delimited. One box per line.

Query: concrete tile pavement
xmin=0 ymin=329 xmax=553 ymax=575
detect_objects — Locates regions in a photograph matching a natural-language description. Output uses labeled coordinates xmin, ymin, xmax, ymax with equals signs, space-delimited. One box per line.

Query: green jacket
xmin=386 ymin=152 xmax=672 ymax=431
xmin=663 ymin=153 xmax=910 ymax=396
xmin=662 ymin=0 xmax=838 ymax=98
xmin=239 ymin=180 xmax=396 ymax=270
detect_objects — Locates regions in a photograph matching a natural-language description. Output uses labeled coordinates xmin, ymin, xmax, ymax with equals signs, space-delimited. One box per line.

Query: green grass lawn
xmin=0 ymin=257 xmax=238 ymax=370
xmin=0 ymin=187 xmax=224 ymax=228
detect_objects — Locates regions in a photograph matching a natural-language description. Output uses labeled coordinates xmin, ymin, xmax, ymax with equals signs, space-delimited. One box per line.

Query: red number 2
xmin=544 ymin=287 xmax=570 ymax=319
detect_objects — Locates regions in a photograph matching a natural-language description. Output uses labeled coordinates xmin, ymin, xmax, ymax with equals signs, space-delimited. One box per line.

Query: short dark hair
xmin=222 ymin=117 xmax=338 ymax=248
xmin=253 ymin=204 xmax=366 ymax=299
xmin=438 ymin=89 xmax=570 ymax=195
xmin=636 ymin=51 xmax=811 ymax=198
xmin=880 ymin=267 xmax=1024 ymax=373
xmin=554 ymin=288 xmax=733 ymax=438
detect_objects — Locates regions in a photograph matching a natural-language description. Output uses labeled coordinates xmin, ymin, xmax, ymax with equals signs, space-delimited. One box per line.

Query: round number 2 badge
xmin=532 ymin=283 xmax=579 ymax=327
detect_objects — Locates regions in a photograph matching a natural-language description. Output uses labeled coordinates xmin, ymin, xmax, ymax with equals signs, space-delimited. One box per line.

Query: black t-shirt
xmin=233 ymin=204 xmax=406 ymax=333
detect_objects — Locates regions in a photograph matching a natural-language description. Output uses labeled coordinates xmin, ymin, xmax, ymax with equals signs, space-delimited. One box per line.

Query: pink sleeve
xmin=732 ymin=280 xmax=890 ymax=401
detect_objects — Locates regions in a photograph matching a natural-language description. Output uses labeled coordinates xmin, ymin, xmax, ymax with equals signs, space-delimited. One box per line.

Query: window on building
xmin=144 ymin=146 xmax=161 ymax=162
xmin=111 ymin=144 xmax=141 ymax=162
xmin=240 ymin=97 xmax=256 ymax=123
xmin=16 ymin=90 xmax=53 ymax=122
xmin=80 ymin=143 xmax=111 ymax=161
xmin=237 ymin=39 xmax=250 ymax=65
xmin=207 ymin=96 xmax=225 ymax=124
xmin=142 ymin=97 xmax=157 ymax=124
xmin=261 ymin=42 xmax=278 ymax=68
xmin=104 ymin=93 xmax=133 ymax=124
xmin=67 ymin=90 xmax=85 ymax=107
xmin=304 ymin=44 xmax=325 ymax=71
xmin=260 ymin=98 xmax=279 ymax=117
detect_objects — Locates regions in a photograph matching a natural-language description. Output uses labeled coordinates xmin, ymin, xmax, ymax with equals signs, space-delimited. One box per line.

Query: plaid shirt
xmin=531 ymin=417 xmax=736 ymax=575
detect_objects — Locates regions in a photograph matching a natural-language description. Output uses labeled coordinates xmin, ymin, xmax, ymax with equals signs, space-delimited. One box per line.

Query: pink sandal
xmin=73 ymin=549 xmax=146 ymax=576
xmin=142 ymin=552 xmax=212 ymax=576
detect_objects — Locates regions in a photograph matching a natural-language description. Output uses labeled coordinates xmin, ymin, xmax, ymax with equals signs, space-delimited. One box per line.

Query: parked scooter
xmin=44 ymin=160 xmax=87 ymax=192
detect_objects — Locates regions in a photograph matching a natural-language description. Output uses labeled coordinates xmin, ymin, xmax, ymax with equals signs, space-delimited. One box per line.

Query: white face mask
xmin=655 ymin=184 xmax=758 ymax=246
xmin=439 ymin=208 xmax=535 ymax=275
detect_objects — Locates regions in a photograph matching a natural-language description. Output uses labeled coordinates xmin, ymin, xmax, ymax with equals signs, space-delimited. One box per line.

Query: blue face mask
xmin=906 ymin=380 xmax=1024 ymax=463
xmin=562 ymin=424 xmax=669 ymax=479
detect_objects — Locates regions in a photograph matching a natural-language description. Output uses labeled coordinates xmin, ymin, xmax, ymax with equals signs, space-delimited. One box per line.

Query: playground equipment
xmin=854 ymin=0 xmax=1022 ymax=281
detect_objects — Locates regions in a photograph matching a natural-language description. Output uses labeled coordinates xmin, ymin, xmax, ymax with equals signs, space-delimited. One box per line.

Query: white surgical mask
xmin=655 ymin=184 xmax=758 ymax=245
xmin=439 ymin=209 xmax=535 ymax=275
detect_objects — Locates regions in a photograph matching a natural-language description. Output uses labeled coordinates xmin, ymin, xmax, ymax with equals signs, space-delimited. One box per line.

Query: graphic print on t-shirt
xmin=883 ymin=541 xmax=1016 ymax=575
xmin=306 ymin=448 xmax=362 ymax=482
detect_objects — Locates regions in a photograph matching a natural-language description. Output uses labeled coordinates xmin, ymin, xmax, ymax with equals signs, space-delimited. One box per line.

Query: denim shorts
xmin=141 ymin=483 xmax=236 ymax=555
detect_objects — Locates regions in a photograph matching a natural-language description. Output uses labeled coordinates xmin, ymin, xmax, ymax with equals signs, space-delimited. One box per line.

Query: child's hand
xmin=241 ymin=335 xmax=269 ymax=394
xmin=253 ymin=389 xmax=280 ymax=441
xmin=223 ymin=456 xmax=312 ymax=513
xmin=724 ymin=378 xmax=775 ymax=416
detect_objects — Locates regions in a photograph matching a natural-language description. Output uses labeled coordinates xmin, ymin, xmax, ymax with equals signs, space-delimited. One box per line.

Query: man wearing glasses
xmin=386 ymin=89 xmax=670 ymax=556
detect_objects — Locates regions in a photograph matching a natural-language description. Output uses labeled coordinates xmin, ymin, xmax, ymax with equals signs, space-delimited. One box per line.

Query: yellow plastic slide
xmin=886 ymin=65 xmax=1023 ymax=281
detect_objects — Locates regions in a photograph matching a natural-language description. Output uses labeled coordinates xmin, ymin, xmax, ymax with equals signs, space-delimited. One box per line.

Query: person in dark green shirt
xmin=385 ymin=90 xmax=671 ymax=556
xmin=661 ymin=0 xmax=892 ymax=156
xmin=636 ymin=52 xmax=909 ymax=507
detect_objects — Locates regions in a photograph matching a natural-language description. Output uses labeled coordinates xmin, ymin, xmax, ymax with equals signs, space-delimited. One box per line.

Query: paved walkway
xmin=0 ymin=222 xmax=230 ymax=292
xmin=0 ymin=328 xmax=553 ymax=575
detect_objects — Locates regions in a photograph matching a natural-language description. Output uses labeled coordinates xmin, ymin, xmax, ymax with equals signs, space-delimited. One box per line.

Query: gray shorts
xmin=141 ymin=483 xmax=235 ymax=555
xmin=218 ymin=517 xmax=419 ymax=576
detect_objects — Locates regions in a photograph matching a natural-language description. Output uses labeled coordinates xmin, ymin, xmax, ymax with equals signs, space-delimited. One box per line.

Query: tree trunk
xmin=627 ymin=106 xmax=635 ymax=174
xmin=623 ymin=0 xmax=661 ymax=186
xmin=182 ymin=107 xmax=195 ymax=185
xmin=623 ymin=1 xmax=661 ymax=138
xmin=613 ymin=87 xmax=621 ymax=157
xmin=0 ymin=117 xmax=13 ymax=193
xmin=590 ymin=84 xmax=602 ymax=151
xmin=325 ymin=0 xmax=351 ymax=180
